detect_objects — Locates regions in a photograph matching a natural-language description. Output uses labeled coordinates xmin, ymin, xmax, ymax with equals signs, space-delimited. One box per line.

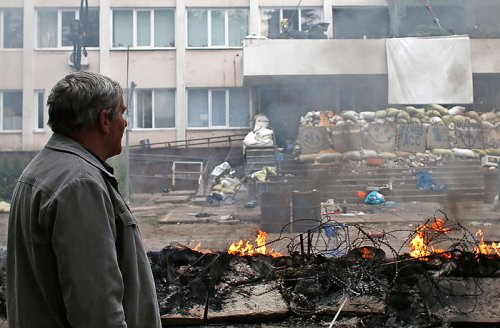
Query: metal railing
xmin=128 ymin=134 xmax=247 ymax=149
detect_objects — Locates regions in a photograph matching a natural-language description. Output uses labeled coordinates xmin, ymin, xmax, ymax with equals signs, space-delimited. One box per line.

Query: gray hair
xmin=47 ymin=71 xmax=123 ymax=136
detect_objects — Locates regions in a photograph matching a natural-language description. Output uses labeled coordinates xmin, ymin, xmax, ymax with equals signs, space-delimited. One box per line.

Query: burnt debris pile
xmin=147 ymin=211 xmax=500 ymax=326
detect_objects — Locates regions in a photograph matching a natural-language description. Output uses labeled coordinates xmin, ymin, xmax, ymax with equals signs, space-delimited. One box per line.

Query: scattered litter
xmin=244 ymin=200 xmax=257 ymax=208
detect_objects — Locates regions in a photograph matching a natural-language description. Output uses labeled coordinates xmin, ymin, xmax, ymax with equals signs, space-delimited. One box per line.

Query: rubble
xmin=146 ymin=211 xmax=500 ymax=326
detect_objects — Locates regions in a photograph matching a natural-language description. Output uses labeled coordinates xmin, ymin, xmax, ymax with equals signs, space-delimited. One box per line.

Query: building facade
xmin=1 ymin=0 xmax=500 ymax=151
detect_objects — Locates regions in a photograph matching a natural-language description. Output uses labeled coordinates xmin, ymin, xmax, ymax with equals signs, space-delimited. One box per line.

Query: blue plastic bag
xmin=364 ymin=191 xmax=385 ymax=205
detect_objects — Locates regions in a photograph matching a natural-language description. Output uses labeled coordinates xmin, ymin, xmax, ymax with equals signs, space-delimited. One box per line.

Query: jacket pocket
xmin=116 ymin=208 xmax=137 ymax=227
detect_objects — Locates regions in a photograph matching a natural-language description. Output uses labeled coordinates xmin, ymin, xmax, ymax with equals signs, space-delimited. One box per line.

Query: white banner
xmin=386 ymin=36 xmax=473 ymax=105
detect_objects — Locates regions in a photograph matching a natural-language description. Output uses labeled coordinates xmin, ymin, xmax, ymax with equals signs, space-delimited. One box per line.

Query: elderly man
xmin=7 ymin=71 xmax=161 ymax=327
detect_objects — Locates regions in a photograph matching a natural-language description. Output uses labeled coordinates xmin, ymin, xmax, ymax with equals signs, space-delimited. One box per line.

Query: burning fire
xmin=228 ymin=231 xmax=282 ymax=257
xmin=360 ymin=246 xmax=372 ymax=259
xmin=409 ymin=218 xmax=450 ymax=261
xmin=474 ymin=229 xmax=500 ymax=256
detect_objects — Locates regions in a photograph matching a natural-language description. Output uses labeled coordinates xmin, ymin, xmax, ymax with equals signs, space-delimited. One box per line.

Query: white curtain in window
xmin=113 ymin=11 xmax=132 ymax=47
xmin=301 ymin=9 xmax=321 ymax=30
xmin=229 ymin=89 xmax=249 ymax=127
xmin=3 ymin=91 xmax=22 ymax=130
xmin=61 ymin=11 xmax=76 ymax=47
xmin=211 ymin=90 xmax=226 ymax=126
xmin=228 ymin=9 xmax=248 ymax=47
xmin=136 ymin=90 xmax=153 ymax=128
xmin=188 ymin=89 xmax=208 ymax=127
xmin=260 ymin=9 xmax=280 ymax=38
xmin=137 ymin=11 xmax=151 ymax=46
xmin=211 ymin=10 xmax=225 ymax=46
xmin=155 ymin=90 xmax=175 ymax=128
xmin=4 ymin=9 xmax=23 ymax=48
xmin=155 ymin=10 xmax=175 ymax=47
xmin=37 ymin=10 xmax=57 ymax=48
xmin=187 ymin=10 xmax=207 ymax=47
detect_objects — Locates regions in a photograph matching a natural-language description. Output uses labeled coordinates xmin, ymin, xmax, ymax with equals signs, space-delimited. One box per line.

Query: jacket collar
xmin=45 ymin=133 xmax=117 ymax=182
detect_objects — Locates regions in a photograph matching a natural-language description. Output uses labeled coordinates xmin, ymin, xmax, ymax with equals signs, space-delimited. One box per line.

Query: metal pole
xmin=124 ymin=47 xmax=130 ymax=203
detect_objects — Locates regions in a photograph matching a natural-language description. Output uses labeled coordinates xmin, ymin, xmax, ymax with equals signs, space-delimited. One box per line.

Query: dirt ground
xmin=1 ymin=192 xmax=500 ymax=327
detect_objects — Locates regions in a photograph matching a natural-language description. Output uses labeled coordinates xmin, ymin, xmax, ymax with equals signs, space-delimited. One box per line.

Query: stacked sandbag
xmin=294 ymin=106 xmax=500 ymax=162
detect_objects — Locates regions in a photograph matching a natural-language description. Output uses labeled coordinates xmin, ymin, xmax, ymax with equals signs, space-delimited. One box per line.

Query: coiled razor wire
xmin=150 ymin=209 xmax=496 ymax=319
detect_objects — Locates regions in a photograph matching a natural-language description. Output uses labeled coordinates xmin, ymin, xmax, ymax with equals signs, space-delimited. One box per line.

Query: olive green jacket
xmin=7 ymin=133 xmax=161 ymax=328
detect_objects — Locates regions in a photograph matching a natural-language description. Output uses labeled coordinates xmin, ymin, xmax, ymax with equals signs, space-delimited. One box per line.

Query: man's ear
xmin=98 ymin=109 xmax=110 ymax=134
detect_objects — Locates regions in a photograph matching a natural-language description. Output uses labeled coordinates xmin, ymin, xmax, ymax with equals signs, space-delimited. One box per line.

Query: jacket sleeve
xmin=50 ymin=178 xmax=127 ymax=328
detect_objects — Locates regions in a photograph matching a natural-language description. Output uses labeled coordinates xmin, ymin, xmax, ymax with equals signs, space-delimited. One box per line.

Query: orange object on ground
xmin=357 ymin=191 xmax=366 ymax=198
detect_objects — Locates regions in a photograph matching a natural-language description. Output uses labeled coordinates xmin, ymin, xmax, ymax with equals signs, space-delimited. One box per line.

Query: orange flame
xmin=228 ymin=231 xmax=282 ymax=257
xmin=360 ymin=247 xmax=372 ymax=259
xmin=474 ymin=229 xmax=500 ymax=256
xmin=409 ymin=218 xmax=450 ymax=261
xmin=410 ymin=230 xmax=430 ymax=260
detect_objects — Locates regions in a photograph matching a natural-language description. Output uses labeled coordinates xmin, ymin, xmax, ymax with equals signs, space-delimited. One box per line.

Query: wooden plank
xmin=161 ymin=283 xmax=288 ymax=325
xmin=207 ymin=282 xmax=289 ymax=323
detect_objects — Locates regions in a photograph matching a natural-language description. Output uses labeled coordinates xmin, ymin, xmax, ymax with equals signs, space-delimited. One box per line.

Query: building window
xmin=333 ymin=8 xmax=390 ymax=39
xmin=134 ymin=89 xmax=175 ymax=129
xmin=260 ymin=8 xmax=322 ymax=39
xmin=187 ymin=8 xmax=248 ymax=47
xmin=187 ymin=88 xmax=250 ymax=128
xmin=2 ymin=8 xmax=23 ymax=48
xmin=36 ymin=91 xmax=45 ymax=130
xmin=37 ymin=8 xmax=99 ymax=48
xmin=1 ymin=91 xmax=22 ymax=131
xmin=112 ymin=9 xmax=175 ymax=48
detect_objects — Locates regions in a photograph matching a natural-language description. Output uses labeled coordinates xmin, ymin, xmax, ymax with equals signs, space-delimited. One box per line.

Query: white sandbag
xmin=448 ymin=106 xmax=465 ymax=115
xmin=360 ymin=111 xmax=375 ymax=120
xmin=452 ymin=148 xmax=477 ymax=158
xmin=343 ymin=150 xmax=362 ymax=160
xmin=430 ymin=117 xmax=443 ymax=125
xmin=315 ymin=152 xmax=343 ymax=163
xmin=431 ymin=148 xmax=454 ymax=157
xmin=361 ymin=149 xmax=377 ymax=158
xmin=375 ymin=109 xmax=387 ymax=118
xmin=341 ymin=110 xmax=358 ymax=122
xmin=374 ymin=118 xmax=386 ymax=124
xmin=481 ymin=112 xmax=497 ymax=121
xmin=481 ymin=121 xmax=495 ymax=129
xmin=386 ymin=108 xmax=401 ymax=117
xmin=377 ymin=152 xmax=397 ymax=159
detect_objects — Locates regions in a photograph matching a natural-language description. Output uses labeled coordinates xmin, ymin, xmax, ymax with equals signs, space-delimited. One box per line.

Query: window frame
xmin=111 ymin=8 xmax=175 ymax=49
xmin=1 ymin=8 xmax=23 ymax=49
xmin=36 ymin=7 xmax=99 ymax=49
xmin=132 ymin=88 xmax=176 ymax=130
xmin=187 ymin=88 xmax=251 ymax=129
xmin=0 ymin=90 xmax=23 ymax=132
xmin=186 ymin=8 xmax=249 ymax=48
xmin=34 ymin=90 xmax=46 ymax=131
xmin=259 ymin=7 xmax=323 ymax=38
